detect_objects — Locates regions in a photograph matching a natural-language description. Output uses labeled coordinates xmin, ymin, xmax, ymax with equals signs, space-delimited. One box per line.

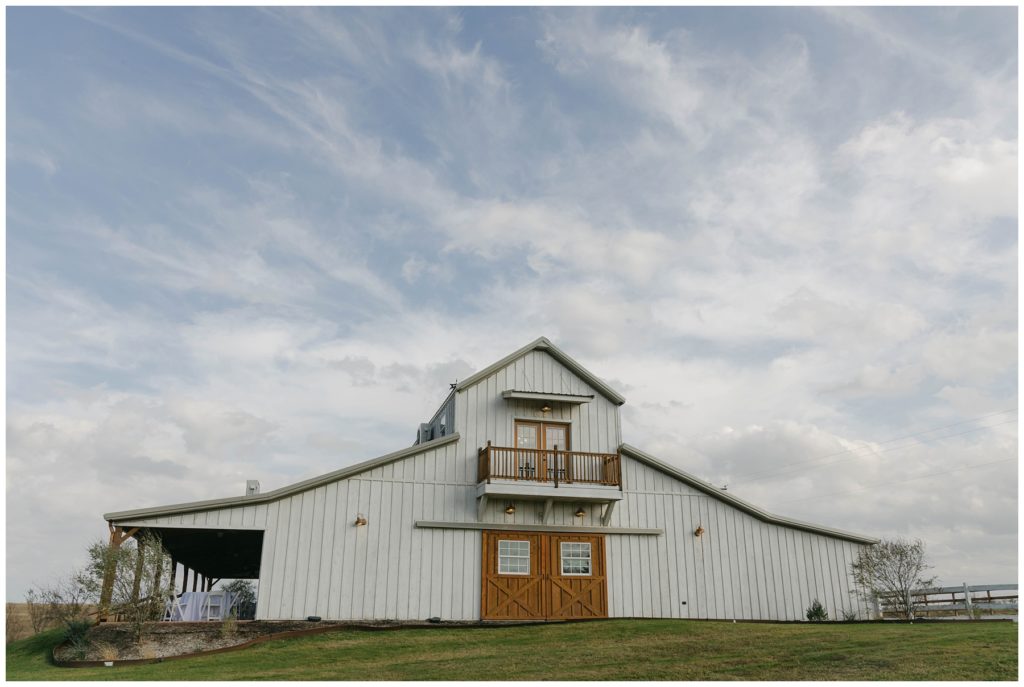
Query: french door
xmin=480 ymin=530 xmax=608 ymax=620
xmin=515 ymin=420 xmax=569 ymax=452
xmin=515 ymin=421 xmax=569 ymax=482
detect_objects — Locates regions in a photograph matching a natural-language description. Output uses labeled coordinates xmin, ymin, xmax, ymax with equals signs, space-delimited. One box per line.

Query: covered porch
xmin=100 ymin=523 xmax=264 ymax=622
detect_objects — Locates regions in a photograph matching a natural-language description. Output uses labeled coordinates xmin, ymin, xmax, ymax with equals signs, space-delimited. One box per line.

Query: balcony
xmin=475 ymin=444 xmax=623 ymax=523
xmin=477 ymin=443 xmax=622 ymax=487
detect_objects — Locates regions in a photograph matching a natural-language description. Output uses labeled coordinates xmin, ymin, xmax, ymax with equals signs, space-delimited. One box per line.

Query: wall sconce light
xmin=574 ymin=506 xmax=586 ymax=518
xmin=504 ymin=503 xmax=516 ymax=515
xmin=540 ymin=403 xmax=552 ymax=413
xmin=354 ymin=514 xmax=367 ymax=526
xmin=694 ymin=525 xmax=705 ymax=538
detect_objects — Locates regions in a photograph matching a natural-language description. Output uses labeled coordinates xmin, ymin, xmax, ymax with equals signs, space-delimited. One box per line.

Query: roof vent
xmin=246 ymin=480 xmax=260 ymax=496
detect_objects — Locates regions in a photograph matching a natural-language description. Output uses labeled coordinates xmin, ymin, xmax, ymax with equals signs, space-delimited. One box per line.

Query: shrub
xmin=841 ymin=609 xmax=858 ymax=622
xmin=806 ymin=599 xmax=829 ymax=622
xmin=220 ymin=610 xmax=238 ymax=639
xmin=63 ymin=620 xmax=93 ymax=660
xmin=91 ymin=640 xmax=119 ymax=661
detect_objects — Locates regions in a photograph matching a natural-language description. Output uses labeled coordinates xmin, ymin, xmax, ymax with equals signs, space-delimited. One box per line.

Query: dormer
xmin=414 ymin=337 xmax=627 ymax=513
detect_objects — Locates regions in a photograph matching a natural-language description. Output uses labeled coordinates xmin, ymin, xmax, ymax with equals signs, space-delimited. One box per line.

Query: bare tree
xmin=851 ymin=538 xmax=936 ymax=620
xmin=25 ymin=573 xmax=92 ymax=633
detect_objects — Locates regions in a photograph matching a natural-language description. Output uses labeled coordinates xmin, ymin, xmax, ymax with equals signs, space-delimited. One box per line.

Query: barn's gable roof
xmin=103 ymin=433 xmax=460 ymax=522
xmin=621 ymin=444 xmax=878 ymax=544
xmin=455 ymin=336 xmax=626 ymax=406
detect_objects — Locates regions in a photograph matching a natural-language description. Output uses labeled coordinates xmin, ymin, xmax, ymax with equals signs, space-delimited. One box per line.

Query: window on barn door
xmin=497 ymin=540 xmax=530 ymax=575
xmin=560 ymin=541 xmax=592 ymax=575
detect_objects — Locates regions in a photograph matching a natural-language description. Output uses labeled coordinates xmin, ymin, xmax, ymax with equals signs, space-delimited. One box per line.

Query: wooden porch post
xmin=181 ymin=565 xmax=189 ymax=595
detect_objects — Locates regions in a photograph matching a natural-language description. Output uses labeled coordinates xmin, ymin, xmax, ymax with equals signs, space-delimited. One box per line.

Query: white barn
xmin=103 ymin=337 xmax=877 ymax=622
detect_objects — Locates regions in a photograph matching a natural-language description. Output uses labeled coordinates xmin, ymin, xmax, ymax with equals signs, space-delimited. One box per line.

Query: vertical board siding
xmin=127 ymin=441 xmax=870 ymax=622
xmin=606 ymin=454 xmax=871 ymax=621
xmin=246 ymin=441 xmax=482 ymax=620
xmin=454 ymin=349 xmax=623 ymax=459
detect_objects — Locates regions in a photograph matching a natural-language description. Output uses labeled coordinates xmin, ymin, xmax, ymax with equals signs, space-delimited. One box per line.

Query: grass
xmin=6 ymin=619 xmax=1018 ymax=681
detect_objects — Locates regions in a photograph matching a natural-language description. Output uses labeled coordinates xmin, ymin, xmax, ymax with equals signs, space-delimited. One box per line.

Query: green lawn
xmin=6 ymin=619 xmax=1018 ymax=681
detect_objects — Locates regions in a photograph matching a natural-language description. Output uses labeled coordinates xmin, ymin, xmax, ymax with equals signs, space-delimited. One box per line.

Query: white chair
xmin=204 ymin=591 xmax=228 ymax=621
xmin=163 ymin=594 xmax=186 ymax=621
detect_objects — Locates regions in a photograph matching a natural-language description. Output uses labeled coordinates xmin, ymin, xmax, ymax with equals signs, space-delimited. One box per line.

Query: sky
xmin=6 ymin=7 xmax=1018 ymax=601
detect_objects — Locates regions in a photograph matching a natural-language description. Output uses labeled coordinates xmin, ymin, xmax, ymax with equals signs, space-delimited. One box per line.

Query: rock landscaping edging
xmin=51 ymin=619 xmax=540 ymax=668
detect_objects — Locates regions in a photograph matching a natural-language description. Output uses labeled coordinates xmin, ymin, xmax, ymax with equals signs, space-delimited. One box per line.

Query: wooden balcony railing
xmin=477 ymin=443 xmax=621 ymax=488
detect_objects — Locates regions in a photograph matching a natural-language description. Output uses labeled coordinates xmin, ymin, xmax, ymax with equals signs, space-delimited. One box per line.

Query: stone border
xmin=51 ymin=619 xmax=559 ymax=668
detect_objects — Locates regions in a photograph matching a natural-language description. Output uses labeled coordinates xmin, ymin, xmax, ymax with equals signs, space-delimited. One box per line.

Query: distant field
xmin=6 ymin=618 xmax=1018 ymax=681
xmin=6 ymin=604 xmax=98 ymax=643
xmin=6 ymin=604 xmax=35 ymax=642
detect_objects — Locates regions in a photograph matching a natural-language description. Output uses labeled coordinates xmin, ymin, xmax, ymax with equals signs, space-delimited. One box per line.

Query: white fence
xmin=875 ymin=583 xmax=1017 ymax=619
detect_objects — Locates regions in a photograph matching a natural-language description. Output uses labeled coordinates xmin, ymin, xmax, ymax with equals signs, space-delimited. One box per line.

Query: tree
xmin=78 ymin=534 xmax=175 ymax=641
xmin=25 ymin=571 xmax=92 ymax=633
xmin=28 ymin=533 xmax=175 ymax=645
xmin=850 ymin=538 xmax=936 ymax=620
xmin=222 ymin=579 xmax=257 ymax=620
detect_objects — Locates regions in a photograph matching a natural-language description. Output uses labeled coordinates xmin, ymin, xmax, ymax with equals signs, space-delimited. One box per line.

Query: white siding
xmin=250 ymin=440 xmax=481 ymax=620
xmin=455 ymin=349 xmax=622 ymax=457
xmin=605 ymin=454 xmax=873 ymax=621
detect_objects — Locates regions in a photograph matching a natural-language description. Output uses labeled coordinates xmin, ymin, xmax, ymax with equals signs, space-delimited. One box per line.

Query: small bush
xmin=220 ymin=611 xmax=238 ymax=639
xmin=841 ymin=609 xmax=858 ymax=622
xmin=806 ymin=599 xmax=829 ymax=622
xmin=63 ymin=620 xmax=93 ymax=660
xmin=91 ymin=640 xmax=119 ymax=661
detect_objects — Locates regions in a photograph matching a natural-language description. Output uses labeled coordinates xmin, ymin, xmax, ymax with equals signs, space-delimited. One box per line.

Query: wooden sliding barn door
xmin=481 ymin=530 xmax=607 ymax=621
xmin=481 ymin=531 xmax=546 ymax=620
xmin=547 ymin=534 xmax=608 ymax=619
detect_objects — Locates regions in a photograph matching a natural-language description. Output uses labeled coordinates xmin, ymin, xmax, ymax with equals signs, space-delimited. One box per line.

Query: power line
xmin=734 ymin=417 xmax=1019 ymax=486
xmin=775 ymin=457 xmax=1017 ymax=506
xmin=729 ymin=408 xmax=1018 ymax=485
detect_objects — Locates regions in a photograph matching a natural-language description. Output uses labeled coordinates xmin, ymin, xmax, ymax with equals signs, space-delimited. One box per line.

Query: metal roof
xmin=620 ymin=444 xmax=879 ymax=545
xmin=455 ymin=336 xmax=626 ymax=405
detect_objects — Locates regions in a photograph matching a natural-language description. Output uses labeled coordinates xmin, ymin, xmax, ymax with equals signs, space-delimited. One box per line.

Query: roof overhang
xmin=501 ymin=390 xmax=594 ymax=405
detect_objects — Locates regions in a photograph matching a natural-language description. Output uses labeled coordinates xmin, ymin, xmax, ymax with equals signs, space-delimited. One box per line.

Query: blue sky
xmin=6 ymin=7 xmax=1018 ymax=599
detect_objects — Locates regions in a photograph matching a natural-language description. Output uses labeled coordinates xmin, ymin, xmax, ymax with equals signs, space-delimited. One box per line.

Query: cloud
xmin=7 ymin=143 xmax=59 ymax=176
xmin=6 ymin=7 xmax=1017 ymax=599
